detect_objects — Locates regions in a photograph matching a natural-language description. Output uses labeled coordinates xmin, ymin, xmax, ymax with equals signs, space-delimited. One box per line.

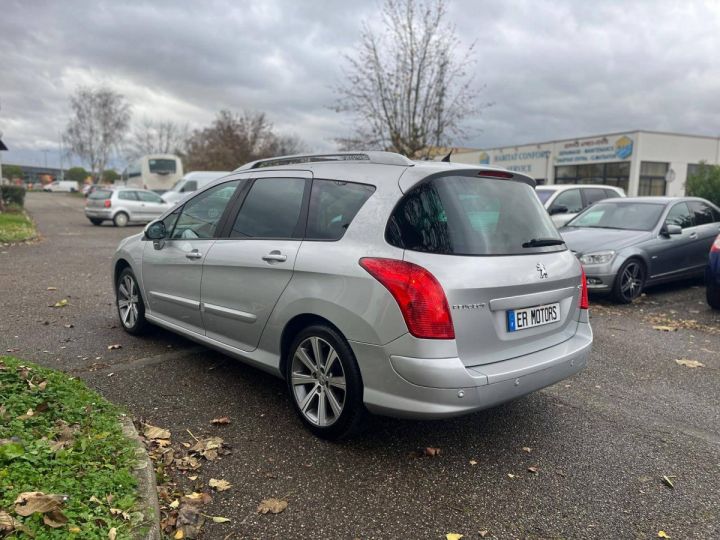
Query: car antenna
xmin=441 ymin=149 xmax=453 ymax=162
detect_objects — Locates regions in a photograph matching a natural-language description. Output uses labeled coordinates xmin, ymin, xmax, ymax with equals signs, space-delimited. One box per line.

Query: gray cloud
xmin=1 ymin=0 xmax=719 ymax=170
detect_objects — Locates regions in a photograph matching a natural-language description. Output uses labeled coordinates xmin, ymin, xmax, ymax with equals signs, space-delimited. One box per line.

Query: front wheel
xmin=116 ymin=267 xmax=149 ymax=335
xmin=286 ymin=325 xmax=365 ymax=440
xmin=611 ymin=259 xmax=646 ymax=303
xmin=707 ymin=279 xmax=720 ymax=310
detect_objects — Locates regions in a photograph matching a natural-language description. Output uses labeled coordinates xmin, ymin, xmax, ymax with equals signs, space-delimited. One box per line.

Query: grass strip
xmin=0 ymin=211 xmax=37 ymax=243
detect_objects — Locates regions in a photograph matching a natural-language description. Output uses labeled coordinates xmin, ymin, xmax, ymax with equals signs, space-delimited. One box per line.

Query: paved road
xmin=2 ymin=192 xmax=719 ymax=539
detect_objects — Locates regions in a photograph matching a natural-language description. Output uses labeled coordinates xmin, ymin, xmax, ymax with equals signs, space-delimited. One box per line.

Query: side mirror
xmin=662 ymin=223 xmax=682 ymax=237
xmin=549 ymin=205 xmax=568 ymax=215
xmin=145 ymin=221 xmax=167 ymax=240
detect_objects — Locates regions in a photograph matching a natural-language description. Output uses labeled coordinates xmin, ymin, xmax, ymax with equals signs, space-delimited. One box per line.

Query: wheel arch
xmin=279 ymin=314 xmax=348 ymax=381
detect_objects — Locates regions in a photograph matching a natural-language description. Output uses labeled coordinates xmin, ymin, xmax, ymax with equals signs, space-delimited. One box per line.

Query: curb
xmin=121 ymin=416 xmax=162 ymax=540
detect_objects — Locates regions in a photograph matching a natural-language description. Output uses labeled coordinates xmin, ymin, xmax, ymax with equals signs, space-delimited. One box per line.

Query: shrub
xmin=1 ymin=185 xmax=26 ymax=207
xmin=686 ymin=162 xmax=720 ymax=207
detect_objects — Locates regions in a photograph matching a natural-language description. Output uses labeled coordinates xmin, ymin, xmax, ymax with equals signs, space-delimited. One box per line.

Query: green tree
xmin=3 ymin=164 xmax=23 ymax=180
xmin=686 ymin=162 xmax=720 ymax=207
xmin=66 ymin=167 xmax=89 ymax=183
xmin=102 ymin=169 xmax=119 ymax=183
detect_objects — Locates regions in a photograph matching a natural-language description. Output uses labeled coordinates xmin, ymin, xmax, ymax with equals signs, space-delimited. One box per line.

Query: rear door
xmin=200 ymin=173 xmax=311 ymax=352
xmin=117 ymin=191 xmax=142 ymax=221
xmin=142 ymin=180 xmax=242 ymax=334
xmin=387 ymin=173 xmax=581 ymax=367
xmin=136 ymin=190 xmax=169 ymax=221
xmin=652 ymin=202 xmax=696 ymax=277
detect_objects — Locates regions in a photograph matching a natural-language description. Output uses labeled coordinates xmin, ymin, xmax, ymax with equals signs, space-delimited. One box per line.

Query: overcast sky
xmin=2 ymin=0 xmax=720 ymax=170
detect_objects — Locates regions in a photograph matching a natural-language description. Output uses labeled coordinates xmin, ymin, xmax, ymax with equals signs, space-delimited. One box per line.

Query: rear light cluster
xmin=477 ymin=170 xmax=514 ymax=179
xmin=104 ymin=199 xmax=112 ymax=208
xmin=359 ymin=258 xmax=455 ymax=339
xmin=580 ymin=268 xmax=589 ymax=310
xmin=711 ymin=234 xmax=720 ymax=253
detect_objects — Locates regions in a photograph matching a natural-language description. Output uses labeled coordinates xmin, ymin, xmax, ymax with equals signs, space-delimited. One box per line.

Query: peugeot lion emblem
xmin=536 ymin=263 xmax=548 ymax=279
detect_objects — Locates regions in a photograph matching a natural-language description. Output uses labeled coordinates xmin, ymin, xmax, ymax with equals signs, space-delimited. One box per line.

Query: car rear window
xmin=535 ymin=189 xmax=554 ymax=204
xmin=386 ymin=174 xmax=564 ymax=256
xmin=89 ymin=189 xmax=112 ymax=200
xmin=306 ymin=180 xmax=375 ymax=240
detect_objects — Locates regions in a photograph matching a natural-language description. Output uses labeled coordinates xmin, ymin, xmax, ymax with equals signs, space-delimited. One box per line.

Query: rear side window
xmin=689 ymin=201 xmax=720 ymax=225
xmin=118 ymin=191 xmax=138 ymax=201
xmin=182 ymin=180 xmax=197 ymax=192
xmin=584 ymin=188 xmax=610 ymax=207
xmin=137 ymin=191 xmax=164 ymax=203
xmin=604 ymin=189 xmax=622 ymax=199
xmin=535 ymin=189 xmax=554 ymax=204
xmin=231 ymin=178 xmax=306 ymax=239
xmin=306 ymin=180 xmax=375 ymax=240
xmin=386 ymin=175 xmax=563 ymax=256
xmin=551 ymin=189 xmax=582 ymax=213
xmin=89 ymin=189 xmax=112 ymax=200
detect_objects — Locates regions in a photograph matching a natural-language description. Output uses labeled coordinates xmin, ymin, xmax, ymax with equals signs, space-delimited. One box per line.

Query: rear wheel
xmin=89 ymin=218 xmax=103 ymax=226
xmin=286 ymin=325 xmax=365 ymax=440
xmin=113 ymin=212 xmax=129 ymax=227
xmin=707 ymin=279 xmax=720 ymax=310
xmin=611 ymin=259 xmax=645 ymax=303
xmin=116 ymin=267 xmax=148 ymax=335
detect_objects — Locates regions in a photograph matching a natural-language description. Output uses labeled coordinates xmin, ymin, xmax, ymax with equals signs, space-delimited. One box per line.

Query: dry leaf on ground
xmin=528 ymin=466 xmax=539 ymax=474
xmin=658 ymin=531 xmax=670 ymax=538
xmin=143 ymin=424 xmax=171 ymax=440
xmin=14 ymin=491 xmax=66 ymax=516
xmin=662 ymin=475 xmax=675 ymax=489
xmin=257 ymin=498 xmax=288 ymax=514
xmin=675 ymin=359 xmax=704 ymax=368
xmin=522 ymin=446 xmax=532 ymax=453
xmin=469 ymin=460 xmax=478 ymax=466
xmin=479 ymin=531 xmax=489 ymax=538
xmin=446 ymin=534 xmax=464 ymax=540
xmin=107 ymin=344 xmax=122 ymax=350
xmin=43 ymin=509 xmax=68 ymax=528
xmin=652 ymin=325 xmax=677 ymax=332
xmin=0 ymin=510 xmax=28 ymax=535
xmin=422 ymin=447 xmax=441 ymax=457
xmin=210 ymin=416 xmax=230 ymax=425
xmin=52 ymin=299 xmax=69 ymax=308
xmin=209 ymin=478 xmax=231 ymax=492
xmin=109 ymin=527 xmax=117 ymax=540
xmin=210 ymin=516 xmax=231 ymax=523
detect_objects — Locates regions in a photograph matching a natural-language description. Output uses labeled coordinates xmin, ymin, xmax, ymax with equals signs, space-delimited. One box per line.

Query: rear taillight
xmin=580 ymin=268 xmax=589 ymax=310
xmin=104 ymin=199 xmax=111 ymax=208
xmin=711 ymin=235 xmax=720 ymax=253
xmin=359 ymin=258 xmax=455 ymax=339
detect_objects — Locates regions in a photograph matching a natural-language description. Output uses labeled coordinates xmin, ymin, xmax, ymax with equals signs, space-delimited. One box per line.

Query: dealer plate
xmin=507 ymin=302 xmax=560 ymax=332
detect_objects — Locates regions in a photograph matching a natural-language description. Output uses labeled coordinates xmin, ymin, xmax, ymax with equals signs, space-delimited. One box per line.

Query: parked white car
xmin=85 ymin=187 xmax=170 ymax=227
xmin=536 ymin=184 xmax=626 ymax=227
xmin=44 ymin=180 xmax=80 ymax=193
xmin=162 ymin=171 xmax=231 ymax=205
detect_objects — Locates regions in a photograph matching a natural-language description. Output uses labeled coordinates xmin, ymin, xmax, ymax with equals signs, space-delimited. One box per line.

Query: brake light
xmin=478 ymin=170 xmax=513 ymax=179
xmin=359 ymin=258 xmax=455 ymax=339
xmin=104 ymin=199 xmax=111 ymax=208
xmin=711 ymin=235 xmax=720 ymax=253
xmin=580 ymin=268 xmax=589 ymax=310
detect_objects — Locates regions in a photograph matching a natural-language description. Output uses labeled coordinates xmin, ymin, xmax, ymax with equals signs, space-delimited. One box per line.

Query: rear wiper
xmin=522 ymin=238 xmax=566 ymax=248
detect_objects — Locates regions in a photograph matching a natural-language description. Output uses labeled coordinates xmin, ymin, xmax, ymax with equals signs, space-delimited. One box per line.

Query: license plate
xmin=507 ymin=302 xmax=560 ymax=332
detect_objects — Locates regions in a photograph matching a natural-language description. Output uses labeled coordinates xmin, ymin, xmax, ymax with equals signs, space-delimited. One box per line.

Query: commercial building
xmin=450 ymin=130 xmax=720 ymax=197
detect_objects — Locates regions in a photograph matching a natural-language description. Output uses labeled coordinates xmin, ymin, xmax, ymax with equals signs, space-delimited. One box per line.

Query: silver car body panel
xmin=112 ymin=156 xmax=592 ymax=419
xmin=85 ymin=187 xmax=170 ymax=224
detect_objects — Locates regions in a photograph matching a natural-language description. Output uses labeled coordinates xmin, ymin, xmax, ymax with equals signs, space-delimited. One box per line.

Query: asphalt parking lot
xmin=2 ymin=192 xmax=719 ymax=539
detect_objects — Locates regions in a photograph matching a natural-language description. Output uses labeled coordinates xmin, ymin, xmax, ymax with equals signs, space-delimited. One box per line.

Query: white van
xmin=161 ymin=171 xmax=230 ymax=204
xmin=121 ymin=154 xmax=184 ymax=194
xmin=44 ymin=181 xmax=80 ymax=193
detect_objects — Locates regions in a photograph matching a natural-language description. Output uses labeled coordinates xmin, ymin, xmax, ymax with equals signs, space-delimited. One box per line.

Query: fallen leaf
xmin=109 ymin=527 xmax=117 ymax=540
xmin=188 ymin=475 xmax=198 ymax=481
xmin=522 ymin=447 xmax=532 ymax=453
xmin=43 ymin=509 xmax=68 ymax=528
xmin=446 ymin=534 xmax=464 ymax=540
xmin=662 ymin=475 xmax=675 ymax=489
xmin=422 ymin=447 xmax=441 ymax=457
xmin=469 ymin=460 xmax=478 ymax=466
xmin=107 ymin=344 xmax=122 ymax=350
xmin=210 ymin=416 xmax=230 ymax=425
xmin=658 ymin=531 xmax=670 ymax=538
xmin=169 ymin=500 xmax=180 ymax=509
xmin=47 ymin=286 xmax=57 ymax=291
xmin=653 ymin=325 xmax=677 ymax=332
xmin=257 ymin=498 xmax=288 ymax=514
xmin=0 ymin=510 xmax=22 ymax=534
xmin=675 ymin=359 xmax=704 ymax=369
xmin=174 ymin=529 xmax=184 ymax=539
xmin=479 ymin=531 xmax=489 ymax=538
xmin=211 ymin=516 xmax=231 ymax=523
xmin=507 ymin=473 xmax=516 ymax=479
xmin=64 ymin=323 xmax=74 ymax=328
xmin=209 ymin=478 xmax=232 ymax=492
xmin=528 ymin=466 xmax=539 ymax=474
xmin=14 ymin=491 xmax=66 ymax=516
xmin=143 ymin=424 xmax=171 ymax=440
xmin=53 ymin=299 xmax=69 ymax=308
xmin=17 ymin=408 xmax=35 ymax=421
xmin=69 ymin=525 xmax=81 ymax=533
xmin=38 ymin=380 xmax=47 ymax=391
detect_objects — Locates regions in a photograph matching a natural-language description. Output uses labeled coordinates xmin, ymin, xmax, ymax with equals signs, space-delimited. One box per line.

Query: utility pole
xmin=58 ymin=133 xmax=64 ymax=181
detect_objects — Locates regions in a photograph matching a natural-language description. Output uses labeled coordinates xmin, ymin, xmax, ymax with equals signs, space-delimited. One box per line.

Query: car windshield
xmin=535 ymin=189 xmax=554 ymax=204
xmin=386 ymin=175 xmax=564 ymax=255
xmin=566 ymin=202 xmax=665 ymax=231
xmin=149 ymin=159 xmax=177 ymax=174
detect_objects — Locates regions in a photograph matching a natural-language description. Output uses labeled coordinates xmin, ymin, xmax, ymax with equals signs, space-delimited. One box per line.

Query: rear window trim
xmin=385 ymin=170 xmax=567 ymax=257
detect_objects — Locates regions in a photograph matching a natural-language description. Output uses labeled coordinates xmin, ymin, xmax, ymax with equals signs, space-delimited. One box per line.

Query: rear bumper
xmin=351 ymin=320 xmax=592 ymax=419
xmin=85 ymin=208 xmax=112 ymax=220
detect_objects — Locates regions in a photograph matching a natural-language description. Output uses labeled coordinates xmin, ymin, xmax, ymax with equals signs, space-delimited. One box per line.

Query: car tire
xmin=113 ymin=212 xmax=129 ymax=227
xmin=116 ymin=267 xmax=149 ymax=335
xmin=89 ymin=218 xmax=103 ymax=226
xmin=611 ymin=258 xmax=646 ymax=304
xmin=286 ymin=324 xmax=365 ymax=440
xmin=707 ymin=279 xmax=720 ymax=310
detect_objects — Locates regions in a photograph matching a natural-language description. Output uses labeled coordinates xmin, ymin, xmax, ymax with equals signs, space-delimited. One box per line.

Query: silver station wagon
xmin=112 ymin=152 xmax=592 ymax=439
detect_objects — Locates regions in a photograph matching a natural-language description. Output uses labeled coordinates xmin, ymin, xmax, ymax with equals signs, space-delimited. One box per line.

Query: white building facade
xmin=451 ymin=130 xmax=720 ymax=197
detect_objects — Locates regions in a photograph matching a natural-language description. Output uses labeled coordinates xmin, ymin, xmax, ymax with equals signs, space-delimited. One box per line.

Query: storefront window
xmin=638 ymin=161 xmax=668 ymax=196
xmin=554 ymin=162 xmax=629 ymax=192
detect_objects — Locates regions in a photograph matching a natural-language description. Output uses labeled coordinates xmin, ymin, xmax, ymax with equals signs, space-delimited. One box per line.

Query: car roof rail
xmin=234 ymin=151 xmax=414 ymax=171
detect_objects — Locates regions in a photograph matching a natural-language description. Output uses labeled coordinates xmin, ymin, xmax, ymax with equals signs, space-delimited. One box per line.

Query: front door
xmin=142 ymin=180 xmax=242 ymax=334
xmin=648 ymin=202 xmax=695 ymax=278
xmin=201 ymin=175 xmax=310 ymax=352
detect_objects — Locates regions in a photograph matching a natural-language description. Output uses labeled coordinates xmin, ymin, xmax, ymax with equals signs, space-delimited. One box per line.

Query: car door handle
xmin=689 ymin=232 xmax=698 ymax=239
xmin=262 ymin=251 xmax=287 ymax=263
xmin=186 ymin=250 xmax=203 ymax=260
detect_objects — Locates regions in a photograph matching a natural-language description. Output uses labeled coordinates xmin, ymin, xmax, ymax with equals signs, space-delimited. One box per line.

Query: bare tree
xmin=63 ymin=86 xmax=131 ymax=183
xmin=184 ymin=110 xmax=305 ymax=170
xmin=126 ymin=118 xmax=189 ymax=160
xmin=334 ymin=0 xmax=484 ymax=158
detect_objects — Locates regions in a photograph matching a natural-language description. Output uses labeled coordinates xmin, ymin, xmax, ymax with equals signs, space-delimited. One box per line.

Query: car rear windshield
xmin=566 ymin=201 xmax=664 ymax=231
xmin=89 ymin=189 xmax=112 ymax=200
xmin=535 ymin=189 xmax=554 ymax=204
xmin=386 ymin=174 xmax=564 ymax=256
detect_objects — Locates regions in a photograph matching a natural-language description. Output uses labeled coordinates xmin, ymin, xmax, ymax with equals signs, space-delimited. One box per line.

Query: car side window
xmin=583 ymin=188 xmax=609 ymax=207
xmin=181 ymin=181 xmax=197 ymax=193
xmin=118 ymin=191 xmax=138 ymax=201
xmin=306 ymin=180 xmax=375 ymax=240
xmin=137 ymin=191 xmax=164 ymax=203
xmin=689 ymin=201 xmax=718 ymax=225
xmin=230 ymin=178 xmax=306 ymax=239
xmin=550 ymin=189 xmax=582 ymax=213
xmin=665 ymin=202 xmax=694 ymax=229
xmin=171 ymin=181 xmax=241 ymax=240
xmin=603 ymin=189 xmax=621 ymax=199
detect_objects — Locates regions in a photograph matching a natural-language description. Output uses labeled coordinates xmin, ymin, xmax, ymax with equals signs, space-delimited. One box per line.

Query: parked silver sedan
xmin=111 ymin=152 xmax=592 ymax=439
xmin=85 ymin=187 xmax=170 ymax=227
xmin=561 ymin=197 xmax=720 ymax=303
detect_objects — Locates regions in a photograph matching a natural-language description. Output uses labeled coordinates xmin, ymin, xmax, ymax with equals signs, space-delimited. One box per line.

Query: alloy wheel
xmin=290 ymin=336 xmax=347 ymax=427
xmin=620 ymin=262 xmax=643 ymax=301
xmin=117 ymin=274 xmax=140 ymax=329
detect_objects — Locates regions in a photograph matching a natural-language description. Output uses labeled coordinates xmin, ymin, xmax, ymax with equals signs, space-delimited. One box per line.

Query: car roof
xmin=536 ymin=184 xmax=623 ymax=191
xmin=182 ymin=171 xmax=231 ymax=180
xmin=595 ymin=196 xmax=715 ymax=205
